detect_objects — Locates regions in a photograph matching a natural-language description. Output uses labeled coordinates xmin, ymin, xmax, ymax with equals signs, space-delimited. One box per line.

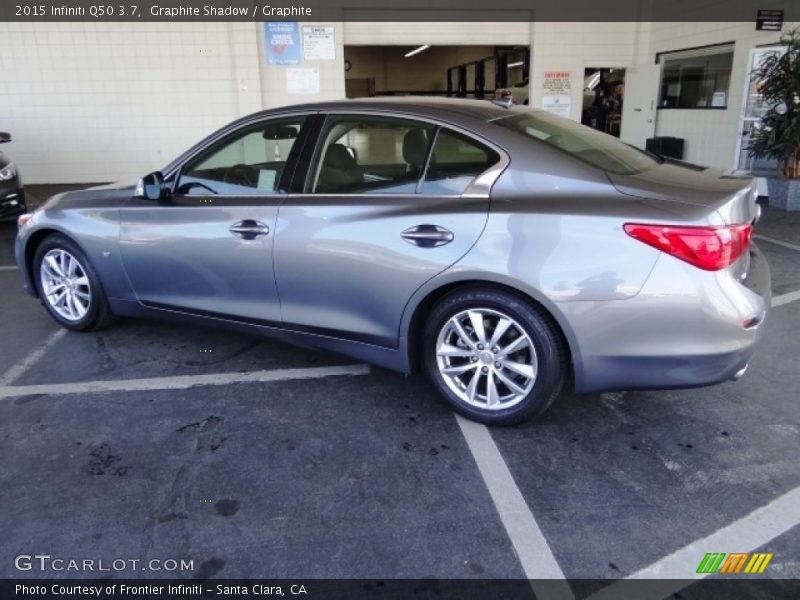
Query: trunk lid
xmin=607 ymin=159 xmax=760 ymax=226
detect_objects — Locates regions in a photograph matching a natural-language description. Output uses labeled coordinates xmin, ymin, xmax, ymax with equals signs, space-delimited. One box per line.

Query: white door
xmin=734 ymin=45 xmax=785 ymax=175
xmin=620 ymin=65 xmax=661 ymax=149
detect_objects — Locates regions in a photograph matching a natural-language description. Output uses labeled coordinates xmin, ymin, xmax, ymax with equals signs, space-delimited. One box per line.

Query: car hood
xmin=607 ymin=160 xmax=759 ymax=224
xmin=43 ymin=181 xmax=137 ymax=210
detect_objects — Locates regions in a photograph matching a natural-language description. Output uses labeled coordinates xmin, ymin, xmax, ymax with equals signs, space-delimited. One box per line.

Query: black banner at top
xmin=1 ymin=0 xmax=799 ymax=22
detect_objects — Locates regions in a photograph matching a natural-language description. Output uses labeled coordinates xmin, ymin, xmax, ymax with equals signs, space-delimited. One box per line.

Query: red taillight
xmin=623 ymin=223 xmax=753 ymax=271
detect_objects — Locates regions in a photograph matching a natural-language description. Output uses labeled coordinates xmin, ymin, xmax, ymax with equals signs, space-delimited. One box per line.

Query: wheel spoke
xmin=46 ymin=282 xmax=66 ymax=295
xmin=465 ymin=369 xmax=481 ymax=402
xmin=437 ymin=343 xmax=475 ymax=358
xmin=499 ymin=335 xmax=530 ymax=357
xmin=74 ymin=276 xmax=89 ymax=287
xmin=501 ymin=359 xmax=536 ymax=380
xmin=74 ymin=289 xmax=90 ymax=301
xmin=442 ymin=363 xmax=479 ymax=375
xmin=49 ymin=289 xmax=67 ymax=305
xmin=451 ymin=318 xmax=477 ymax=350
xmin=488 ymin=317 xmax=512 ymax=347
xmin=486 ymin=371 xmax=500 ymax=407
xmin=72 ymin=295 xmax=87 ymax=317
xmin=58 ymin=251 xmax=68 ymax=278
xmin=495 ymin=368 xmax=527 ymax=396
xmin=45 ymin=255 xmax=63 ymax=278
xmin=467 ymin=310 xmax=488 ymax=345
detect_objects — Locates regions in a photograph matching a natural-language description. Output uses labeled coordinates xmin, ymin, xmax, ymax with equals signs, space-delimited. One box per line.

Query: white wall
xmin=0 ymin=21 xmax=342 ymax=183
xmin=2 ymin=19 xmax=797 ymax=183
xmin=529 ymin=22 xmax=645 ymax=121
xmin=649 ymin=22 xmax=792 ymax=169
xmin=0 ymin=22 xmax=263 ymax=183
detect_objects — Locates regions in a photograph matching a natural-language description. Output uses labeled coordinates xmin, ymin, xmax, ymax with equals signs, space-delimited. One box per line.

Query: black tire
xmin=33 ymin=234 xmax=116 ymax=331
xmin=422 ymin=287 xmax=567 ymax=425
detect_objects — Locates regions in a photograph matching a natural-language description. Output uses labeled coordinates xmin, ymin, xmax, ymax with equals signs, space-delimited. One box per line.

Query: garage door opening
xmin=582 ymin=68 xmax=626 ymax=137
xmin=344 ymin=45 xmax=530 ymax=103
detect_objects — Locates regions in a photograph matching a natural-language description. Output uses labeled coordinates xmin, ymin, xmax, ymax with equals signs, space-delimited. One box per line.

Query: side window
xmin=422 ymin=129 xmax=500 ymax=195
xmin=177 ymin=117 xmax=306 ymax=196
xmin=309 ymin=116 xmax=434 ymax=194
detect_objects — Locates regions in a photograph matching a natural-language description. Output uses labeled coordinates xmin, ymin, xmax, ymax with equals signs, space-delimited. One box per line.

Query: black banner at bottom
xmin=3 ymin=578 xmax=800 ymax=599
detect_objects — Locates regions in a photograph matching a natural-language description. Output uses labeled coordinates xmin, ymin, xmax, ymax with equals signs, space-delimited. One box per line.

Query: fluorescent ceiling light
xmin=404 ymin=45 xmax=430 ymax=58
xmin=507 ymin=61 xmax=524 ymax=68
xmin=585 ymin=71 xmax=601 ymax=90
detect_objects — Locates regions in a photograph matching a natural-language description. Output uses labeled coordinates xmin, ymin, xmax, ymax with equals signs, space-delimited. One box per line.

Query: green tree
xmin=748 ymin=27 xmax=800 ymax=179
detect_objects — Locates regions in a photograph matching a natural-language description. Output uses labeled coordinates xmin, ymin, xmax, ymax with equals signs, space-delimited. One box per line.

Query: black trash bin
xmin=646 ymin=137 xmax=684 ymax=160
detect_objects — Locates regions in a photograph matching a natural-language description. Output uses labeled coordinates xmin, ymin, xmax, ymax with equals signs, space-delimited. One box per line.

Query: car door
xmin=119 ymin=114 xmax=311 ymax=323
xmin=273 ymin=112 xmax=506 ymax=347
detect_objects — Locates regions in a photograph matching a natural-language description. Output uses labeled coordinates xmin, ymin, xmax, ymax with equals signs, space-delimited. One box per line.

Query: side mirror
xmin=0 ymin=132 xmax=11 ymax=144
xmin=134 ymin=171 xmax=167 ymax=201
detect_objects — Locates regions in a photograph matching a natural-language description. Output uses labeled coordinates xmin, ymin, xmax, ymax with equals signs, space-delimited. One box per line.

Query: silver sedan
xmin=15 ymin=98 xmax=770 ymax=424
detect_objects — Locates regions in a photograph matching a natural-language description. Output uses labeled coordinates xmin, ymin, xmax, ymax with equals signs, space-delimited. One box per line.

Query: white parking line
xmin=0 ymin=329 xmax=67 ymax=386
xmin=773 ymin=289 xmax=800 ymax=307
xmin=0 ymin=363 xmax=371 ymax=400
xmin=0 ymin=265 xmax=18 ymax=271
xmin=755 ymin=234 xmax=800 ymax=253
xmin=455 ymin=415 xmax=574 ymax=599
xmin=586 ymin=485 xmax=800 ymax=600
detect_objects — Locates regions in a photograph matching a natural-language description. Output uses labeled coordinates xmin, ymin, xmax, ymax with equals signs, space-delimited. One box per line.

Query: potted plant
xmin=748 ymin=27 xmax=800 ymax=211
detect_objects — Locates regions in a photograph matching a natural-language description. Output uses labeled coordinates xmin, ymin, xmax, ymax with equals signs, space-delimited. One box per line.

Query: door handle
xmin=230 ymin=219 xmax=269 ymax=240
xmin=401 ymin=225 xmax=454 ymax=248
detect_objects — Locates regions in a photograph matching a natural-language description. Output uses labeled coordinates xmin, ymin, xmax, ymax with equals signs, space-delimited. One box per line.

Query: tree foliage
xmin=748 ymin=28 xmax=800 ymax=179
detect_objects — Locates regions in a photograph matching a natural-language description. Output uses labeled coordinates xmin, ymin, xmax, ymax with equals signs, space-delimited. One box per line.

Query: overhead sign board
xmin=756 ymin=9 xmax=783 ymax=31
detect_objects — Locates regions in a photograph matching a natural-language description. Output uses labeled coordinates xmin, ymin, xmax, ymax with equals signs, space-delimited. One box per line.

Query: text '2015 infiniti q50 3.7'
xmin=15 ymin=98 xmax=770 ymax=424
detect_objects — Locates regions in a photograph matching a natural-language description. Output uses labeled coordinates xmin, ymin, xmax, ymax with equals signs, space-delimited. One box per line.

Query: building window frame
xmin=655 ymin=42 xmax=735 ymax=110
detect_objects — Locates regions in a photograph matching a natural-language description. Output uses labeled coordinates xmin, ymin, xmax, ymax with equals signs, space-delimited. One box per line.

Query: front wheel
xmin=423 ymin=288 xmax=567 ymax=425
xmin=33 ymin=234 xmax=115 ymax=331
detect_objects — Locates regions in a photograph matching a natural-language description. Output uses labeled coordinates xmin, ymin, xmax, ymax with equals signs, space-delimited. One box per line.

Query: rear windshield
xmin=494 ymin=111 xmax=659 ymax=175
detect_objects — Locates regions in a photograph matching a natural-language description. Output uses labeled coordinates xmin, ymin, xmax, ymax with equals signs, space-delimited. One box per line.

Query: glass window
xmin=495 ymin=110 xmax=659 ymax=175
xmin=658 ymin=45 xmax=734 ymax=109
xmin=422 ymin=129 xmax=500 ymax=194
xmin=177 ymin=117 xmax=306 ymax=196
xmin=309 ymin=116 xmax=435 ymax=194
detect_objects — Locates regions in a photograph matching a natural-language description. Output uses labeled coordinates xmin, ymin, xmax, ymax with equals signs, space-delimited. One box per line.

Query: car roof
xmin=257 ymin=97 xmax=527 ymax=122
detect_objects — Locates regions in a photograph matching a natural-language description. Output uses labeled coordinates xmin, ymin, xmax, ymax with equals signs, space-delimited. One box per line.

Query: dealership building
xmin=0 ymin=17 xmax=796 ymax=184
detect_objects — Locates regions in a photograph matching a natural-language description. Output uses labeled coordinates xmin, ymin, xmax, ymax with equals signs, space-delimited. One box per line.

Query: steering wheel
xmin=178 ymin=181 xmax=218 ymax=195
xmin=223 ymin=163 xmax=257 ymax=187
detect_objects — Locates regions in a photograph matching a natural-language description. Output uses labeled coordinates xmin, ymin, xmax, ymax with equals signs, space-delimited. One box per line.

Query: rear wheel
xmin=423 ymin=287 xmax=566 ymax=425
xmin=33 ymin=234 xmax=115 ymax=331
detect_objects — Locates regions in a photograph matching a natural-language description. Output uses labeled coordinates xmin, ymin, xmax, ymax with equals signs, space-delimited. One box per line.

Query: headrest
xmin=403 ymin=129 xmax=429 ymax=166
xmin=323 ymin=143 xmax=358 ymax=170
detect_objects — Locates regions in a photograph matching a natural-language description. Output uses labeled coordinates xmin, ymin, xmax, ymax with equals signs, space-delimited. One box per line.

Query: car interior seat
xmin=317 ymin=143 xmax=364 ymax=193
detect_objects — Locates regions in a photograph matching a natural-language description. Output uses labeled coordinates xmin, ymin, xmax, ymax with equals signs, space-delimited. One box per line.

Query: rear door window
xmin=421 ymin=129 xmax=500 ymax=195
xmin=308 ymin=115 xmax=435 ymax=194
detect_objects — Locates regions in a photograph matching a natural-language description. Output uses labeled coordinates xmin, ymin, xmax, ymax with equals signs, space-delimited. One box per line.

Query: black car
xmin=0 ymin=132 xmax=25 ymax=220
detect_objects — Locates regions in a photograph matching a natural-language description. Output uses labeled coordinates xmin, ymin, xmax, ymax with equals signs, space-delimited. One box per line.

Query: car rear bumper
xmin=561 ymin=243 xmax=771 ymax=394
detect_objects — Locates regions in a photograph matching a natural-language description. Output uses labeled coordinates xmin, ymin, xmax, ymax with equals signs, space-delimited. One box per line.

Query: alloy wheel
xmin=39 ymin=248 xmax=92 ymax=321
xmin=435 ymin=308 xmax=538 ymax=410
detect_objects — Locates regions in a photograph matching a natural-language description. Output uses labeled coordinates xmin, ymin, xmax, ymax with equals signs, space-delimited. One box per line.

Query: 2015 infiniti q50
xmin=15 ymin=98 xmax=770 ymax=424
